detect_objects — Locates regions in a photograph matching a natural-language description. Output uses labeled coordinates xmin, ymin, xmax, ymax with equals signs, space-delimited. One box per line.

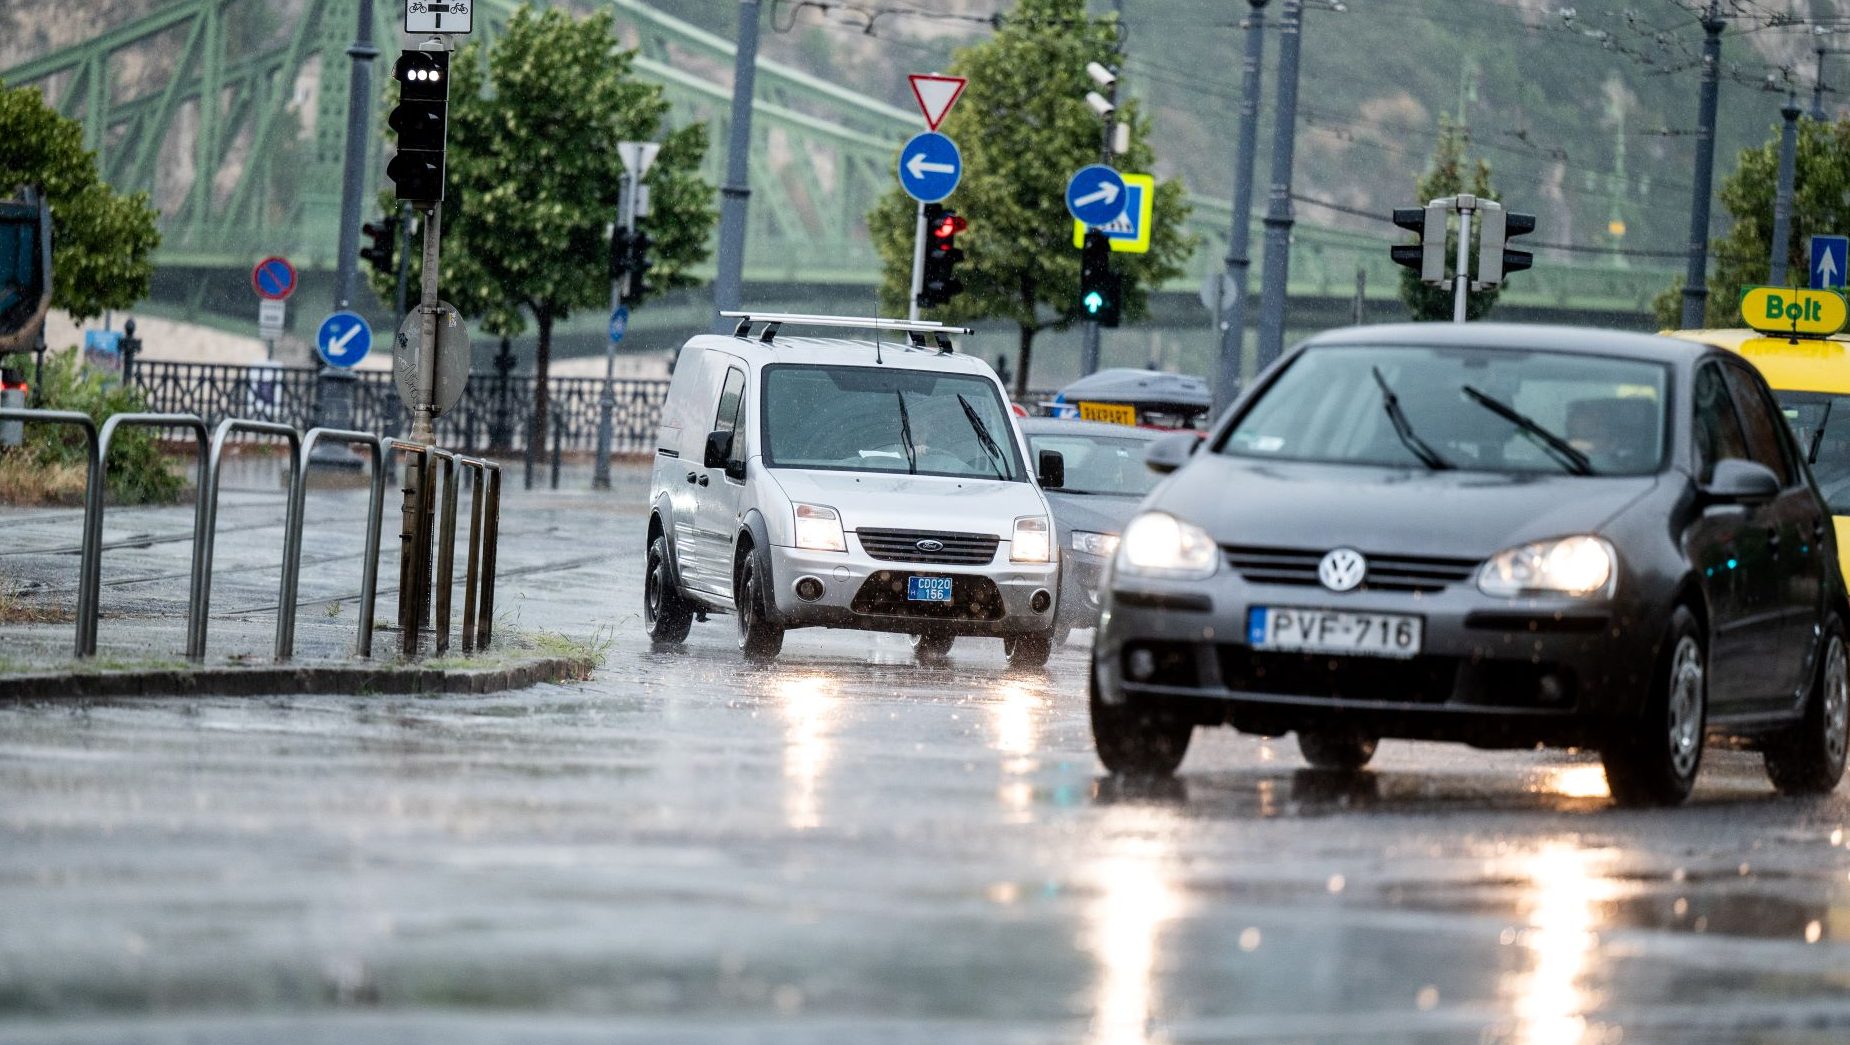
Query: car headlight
xmin=1116 ymin=511 xmax=1218 ymax=580
xmin=1011 ymin=516 xmax=1052 ymax=563
xmin=793 ymin=503 xmax=846 ymax=553
xmin=1072 ymin=530 xmax=1121 ymax=558
xmin=1477 ymin=535 xmax=1616 ymax=597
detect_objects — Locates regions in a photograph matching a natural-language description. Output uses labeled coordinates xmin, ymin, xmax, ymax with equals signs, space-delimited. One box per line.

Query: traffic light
xmin=1079 ymin=228 xmax=1121 ymax=327
xmin=360 ymin=216 xmax=398 ymax=276
xmin=1390 ymin=202 xmax=1447 ymax=284
xmin=608 ymin=224 xmax=632 ymax=283
xmin=386 ymin=50 xmax=449 ymax=204
xmin=919 ymin=203 xmax=966 ymax=308
xmin=1476 ymin=204 xmax=1536 ymax=286
xmin=626 ymin=227 xmax=654 ymax=300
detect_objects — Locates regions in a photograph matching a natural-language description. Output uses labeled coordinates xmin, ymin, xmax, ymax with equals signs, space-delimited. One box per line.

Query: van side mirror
xmin=1037 ymin=449 xmax=1065 ymax=489
xmin=1144 ymin=432 xmax=1200 ymax=475
xmin=704 ymin=430 xmax=732 ymax=469
xmin=1704 ymin=458 xmax=1781 ymax=505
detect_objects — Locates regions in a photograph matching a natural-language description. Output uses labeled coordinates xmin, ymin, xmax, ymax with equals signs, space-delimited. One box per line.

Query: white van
xmin=644 ymin=312 xmax=1065 ymax=666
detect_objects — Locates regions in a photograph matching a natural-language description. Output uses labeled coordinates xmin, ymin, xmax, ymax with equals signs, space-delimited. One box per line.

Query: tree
xmin=374 ymin=5 xmax=713 ymax=454
xmin=867 ymin=0 xmax=1191 ymax=397
xmin=1398 ymin=119 xmax=1502 ymax=322
xmin=1652 ymin=117 xmax=1850 ymax=330
xmin=0 ymin=82 xmax=161 ymax=323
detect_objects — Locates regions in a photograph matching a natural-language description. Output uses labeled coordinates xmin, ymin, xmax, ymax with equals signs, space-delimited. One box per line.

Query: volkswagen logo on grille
xmin=1318 ymin=548 xmax=1367 ymax=592
xmin=916 ymin=538 xmax=946 ymax=553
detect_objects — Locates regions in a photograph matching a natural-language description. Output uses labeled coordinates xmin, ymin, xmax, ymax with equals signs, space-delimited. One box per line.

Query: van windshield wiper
xmin=1371 ymin=367 xmax=1452 ymax=471
xmin=895 ymin=390 xmax=918 ymax=474
xmin=957 ymin=394 xmax=1010 ymax=480
xmin=1460 ymin=384 xmax=1594 ymax=476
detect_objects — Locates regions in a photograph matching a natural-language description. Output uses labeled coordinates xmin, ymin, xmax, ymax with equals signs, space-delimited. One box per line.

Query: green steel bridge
xmin=3 ymin=0 xmax=1675 ymax=321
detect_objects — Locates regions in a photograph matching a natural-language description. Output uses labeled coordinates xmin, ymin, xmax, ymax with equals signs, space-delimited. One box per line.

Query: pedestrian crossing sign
xmin=1072 ymin=173 xmax=1154 ymax=254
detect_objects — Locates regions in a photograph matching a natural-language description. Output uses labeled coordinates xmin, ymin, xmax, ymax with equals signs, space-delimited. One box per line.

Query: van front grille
xmin=858 ymin=528 xmax=999 ymax=565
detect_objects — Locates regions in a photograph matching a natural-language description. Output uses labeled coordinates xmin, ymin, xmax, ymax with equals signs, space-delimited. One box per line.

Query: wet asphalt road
xmin=4 ymin=463 xmax=1850 ymax=1043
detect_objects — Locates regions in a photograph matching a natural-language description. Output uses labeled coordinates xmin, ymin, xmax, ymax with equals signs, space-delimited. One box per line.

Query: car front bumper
xmin=767 ymin=543 xmax=1059 ymax=637
xmin=1094 ymin=570 xmax=1657 ymax=749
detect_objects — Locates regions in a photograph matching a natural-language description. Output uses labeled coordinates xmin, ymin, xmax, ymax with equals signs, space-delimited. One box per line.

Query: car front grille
xmin=858 ymin=528 xmax=999 ymax=565
xmin=1223 ymin=545 xmax=1480 ymax=594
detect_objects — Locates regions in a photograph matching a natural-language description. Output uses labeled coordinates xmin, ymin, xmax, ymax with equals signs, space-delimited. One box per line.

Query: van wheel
xmin=1005 ymin=634 xmax=1052 ymax=669
xmin=1296 ymin=731 xmax=1378 ymax=771
xmin=1090 ymin=670 xmax=1191 ymax=777
xmin=644 ymin=534 xmax=692 ymax=643
xmin=1765 ymin=619 xmax=1849 ymax=795
xmin=912 ymin=633 xmax=954 ymax=663
xmin=1602 ymin=606 xmax=1705 ymax=807
xmin=736 ymin=547 xmax=784 ymax=661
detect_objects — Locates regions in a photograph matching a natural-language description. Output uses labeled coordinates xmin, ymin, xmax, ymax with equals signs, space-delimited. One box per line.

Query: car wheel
xmin=1004 ymin=634 xmax=1053 ymax=669
xmin=1296 ymin=731 xmax=1378 ymax=771
xmin=1090 ymin=668 xmax=1191 ymax=777
xmin=1764 ymin=619 xmax=1849 ymax=796
xmin=644 ymin=533 xmax=692 ymax=643
xmin=912 ymin=632 xmax=954 ymax=663
xmin=735 ymin=547 xmax=784 ymax=661
xmin=1602 ymin=606 xmax=1706 ymax=807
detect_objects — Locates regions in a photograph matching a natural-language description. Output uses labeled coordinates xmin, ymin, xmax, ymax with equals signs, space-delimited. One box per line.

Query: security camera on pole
xmin=594 ymin=141 xmax=660 ymax=491
xmin=1390 ymin=195 xmax=1534 ymax=322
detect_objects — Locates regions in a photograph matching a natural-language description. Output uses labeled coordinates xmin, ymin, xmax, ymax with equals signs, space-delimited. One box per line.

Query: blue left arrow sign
xmin=898 ymin=131 xmax=961 ymax=203
xmin=316 ymin=311 xmax=372 ymax=369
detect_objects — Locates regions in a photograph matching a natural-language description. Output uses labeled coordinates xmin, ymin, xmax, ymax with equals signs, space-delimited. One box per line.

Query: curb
xmin=0 ymin=655 xmax=598 ymax=701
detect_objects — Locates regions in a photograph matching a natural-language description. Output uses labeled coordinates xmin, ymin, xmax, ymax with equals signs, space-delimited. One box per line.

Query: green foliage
xmin=371 ymin=5 xmax=714 ymax=335
xmin=0 ymin=83 xmax=161 ymax=323
xmin=867 ymin=0 xmax=1192 ymax=388
xmin=0 ymin=348 xmax=181 ymax=505
xmin=1654 ymin=117 xmax=1850 ymax=330
xmin=1399 ymin=120 xmax=1502 ymax=322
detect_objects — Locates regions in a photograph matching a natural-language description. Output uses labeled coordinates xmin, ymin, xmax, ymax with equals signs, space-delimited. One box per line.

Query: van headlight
xmin=1011 ymin=516 xmax=1051 ymax=563
xmin=1477 ymin=535 xmax=1615 ymax=597
xmin=1116 ymin=512 xmax=1218 ymax=580
xmin=793 ymin=503 xmax=846 ymax=553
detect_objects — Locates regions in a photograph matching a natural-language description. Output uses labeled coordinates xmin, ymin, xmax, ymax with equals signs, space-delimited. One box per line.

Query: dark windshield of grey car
xmin=760 ymin=364 xmax=1025 ymax=481
xmin=1219 ymin=346 xmax=1670 ymax=476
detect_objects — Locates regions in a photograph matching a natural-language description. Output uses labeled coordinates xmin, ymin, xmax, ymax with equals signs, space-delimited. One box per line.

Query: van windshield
xmin=760 ymin=364 xmax=1025 ymax=481
xmin=1775 ymin=390 xmax=1850 ymax=512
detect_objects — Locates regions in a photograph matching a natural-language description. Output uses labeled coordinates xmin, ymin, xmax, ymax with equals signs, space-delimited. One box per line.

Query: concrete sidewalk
xmin=0 ymin=454 xmax=648 ymax=694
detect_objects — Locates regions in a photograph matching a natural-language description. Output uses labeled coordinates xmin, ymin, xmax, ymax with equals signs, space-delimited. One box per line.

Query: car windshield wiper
xmin=1458 ymin=384 xmax=1595 ymax=476
xmin=1371 ymin=367 xmax=1452 ymax=471
xmin=1809 ymin=400 xmax=1833 ymax=464
xmin=957 ymin=394 xmax=1010 ymax=480
xmin=895 ymin=389 xmax=918 ymax=474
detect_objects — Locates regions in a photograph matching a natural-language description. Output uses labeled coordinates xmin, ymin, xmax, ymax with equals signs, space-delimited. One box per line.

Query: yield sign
xmin=908 ymin=74 xmax=967 ymax=131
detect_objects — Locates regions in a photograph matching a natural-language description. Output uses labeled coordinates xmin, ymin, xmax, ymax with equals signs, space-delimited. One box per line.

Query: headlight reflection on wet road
xmin=1506 ymin=842 xmax=1612 ymax=1045
xmin=989 ymin=681 xmax=1045 ymax=822
xmin=1084 ymin=814 xmax=1186 ymax=1045
xmin=777 ymin=675 xmax=839 ymax=831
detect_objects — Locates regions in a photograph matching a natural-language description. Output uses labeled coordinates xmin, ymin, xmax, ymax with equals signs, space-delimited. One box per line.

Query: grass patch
xmin=0 ymin=452 xmax=88 ymax=505
xmin=0 ymin=586 xmax=73 ymax=624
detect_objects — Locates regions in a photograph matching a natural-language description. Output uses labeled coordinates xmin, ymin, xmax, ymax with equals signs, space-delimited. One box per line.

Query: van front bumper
xmin=767 ymin=544 xmax=1059 ymax=637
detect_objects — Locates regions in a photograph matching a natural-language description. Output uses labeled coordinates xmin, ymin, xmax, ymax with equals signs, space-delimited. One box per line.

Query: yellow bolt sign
xmin=1740 ymin=285 xmax=1848 ymax=337
xmin=1072 ymin=173 xmax=1155 ymax=254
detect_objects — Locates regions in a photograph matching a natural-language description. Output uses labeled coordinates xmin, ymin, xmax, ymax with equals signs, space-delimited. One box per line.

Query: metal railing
xmin=392 ymin=440 xmax=500 ymax=657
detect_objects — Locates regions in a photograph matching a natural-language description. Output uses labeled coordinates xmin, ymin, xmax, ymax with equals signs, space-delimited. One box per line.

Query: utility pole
xmin=314 ymin=0 xmax=375 ymax=462
xmin=1771 ymin=90 xmax=1801 ymax=286
xmin=1815 ymin=40 xmax=1828 ymax=121
xmin=1681 ymin=2 xmax=1725 ymax=329
xmin=712 ymin=0 xmax=762 ymax=329
xmin=1214 ymin=0 xmax=1267 ymax=417
xmin=595 ymin=174 xmax=632 ymax=492
xmin=1254 ymin=0 xmax=1303 ymax=371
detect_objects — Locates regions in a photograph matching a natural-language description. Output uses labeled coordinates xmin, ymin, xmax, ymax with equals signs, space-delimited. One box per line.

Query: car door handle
xmin=698 ymin=474 xmax=710 ymax=487
xmin=1767 ymin=526 xmax=1780 ymax=549
xmin=1815 ymin=519 xmax=1829 ymax=540
xmin=686 ymin=471 xmax=697 ymax=484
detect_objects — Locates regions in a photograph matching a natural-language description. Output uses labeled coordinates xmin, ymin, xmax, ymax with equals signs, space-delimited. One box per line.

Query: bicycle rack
xmin=188 ymin=418 xmax=301 ymax=661
xmin=276 ymin=428 xmax=389 ymax=661
xmin=0 ymin=408 xmax=98 ymax=658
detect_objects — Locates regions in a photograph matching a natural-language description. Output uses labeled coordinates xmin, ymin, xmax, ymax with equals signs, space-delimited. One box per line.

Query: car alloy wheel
xmin=1765 ymin=624 xmax=1850 ymax=795
xmin=1665 ymin=634 xmax=1705 ymax=781
xmin=1823 ymin=634 xmax=1848 ymax=769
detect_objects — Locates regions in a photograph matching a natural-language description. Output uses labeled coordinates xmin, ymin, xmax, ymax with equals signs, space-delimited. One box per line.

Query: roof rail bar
xmin=718 ymin=311 xmax=975 ymax=337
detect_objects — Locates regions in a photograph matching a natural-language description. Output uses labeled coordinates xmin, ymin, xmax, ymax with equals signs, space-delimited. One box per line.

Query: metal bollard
xmin=549 ymin=408 xmax=564 ymax=490
xmin=461 ymin=462 xmax=485 ymax=652
xmin=430 ymin=448 xmax=460 ymax=654
xmin=477 ymin=463 xmax=501 ymax=649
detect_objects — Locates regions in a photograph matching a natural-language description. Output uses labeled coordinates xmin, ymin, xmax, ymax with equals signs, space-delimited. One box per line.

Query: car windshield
xmin=1219 ymin=345 xmax=1669 ymax=476
xmin=1026 ymin=431 xmax=1162 ymax=496
xmin=1774 ymin=390 xmax=1850 ymax=512
xmin=761 ymin=364 xmax=1025 ymax=481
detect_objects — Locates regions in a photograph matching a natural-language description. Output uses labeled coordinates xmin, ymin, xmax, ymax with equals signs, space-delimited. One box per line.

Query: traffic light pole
xmin=908 ymin=201 xmax=926 ymax=322
xmin=594 ymin=175 xmax=634 ymax=491
xmin=395 ymin=202 xmax=412 ymax=322
xmin=412 ymin=203 xmax=442 ymax=445
xmin=1680 ymin=3 xmax=1724 ymax=329
xmin=1452 ymin=200 xmax=1474 ymax=324
xmin=1215 ymin=0 xmax=1268 ymax=417
xmin=313 ymin=0 xmax=375 ymax=466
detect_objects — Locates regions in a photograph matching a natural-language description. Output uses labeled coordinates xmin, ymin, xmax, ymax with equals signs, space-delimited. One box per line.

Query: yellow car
xmin=1664 ymin=328 xmax=1850 ymax=582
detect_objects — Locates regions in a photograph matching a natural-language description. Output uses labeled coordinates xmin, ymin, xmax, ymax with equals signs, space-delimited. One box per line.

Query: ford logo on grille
xmin=916 ymin=539 xmax=946 ymax=553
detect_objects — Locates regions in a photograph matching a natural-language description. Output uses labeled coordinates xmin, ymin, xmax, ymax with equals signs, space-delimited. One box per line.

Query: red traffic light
xmin=931 ymin=214 xmax=967 ymax=240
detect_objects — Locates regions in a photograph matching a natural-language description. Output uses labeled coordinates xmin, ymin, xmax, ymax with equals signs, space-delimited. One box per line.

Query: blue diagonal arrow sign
xmin=1066 ymin=164 xmax=1128 ymax=227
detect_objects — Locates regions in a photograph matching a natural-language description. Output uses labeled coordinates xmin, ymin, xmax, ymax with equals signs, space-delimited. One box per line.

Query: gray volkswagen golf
xmin=1092 ymin=323 xmax=1850 ymax=806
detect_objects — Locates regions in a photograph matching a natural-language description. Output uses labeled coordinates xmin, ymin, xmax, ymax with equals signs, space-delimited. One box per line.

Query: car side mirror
xmin=1704 ymin=458 xmax=1781 ymax=504
xmin=1144 ymin=431 xmax=1200 ymax=475
xmin=1037 ymin=449 xmax=1065 ymax=489
xmin=704 ymin=430 xmax=732 ymax=470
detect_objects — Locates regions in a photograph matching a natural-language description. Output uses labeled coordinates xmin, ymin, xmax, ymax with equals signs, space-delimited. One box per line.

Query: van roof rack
xmin=719 ymin=311 xmax=972 ymax=352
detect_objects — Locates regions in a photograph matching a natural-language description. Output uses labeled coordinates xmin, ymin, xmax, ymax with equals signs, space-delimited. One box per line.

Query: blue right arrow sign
xmin=1811 ymin=235 xmax=1847 ymax=290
